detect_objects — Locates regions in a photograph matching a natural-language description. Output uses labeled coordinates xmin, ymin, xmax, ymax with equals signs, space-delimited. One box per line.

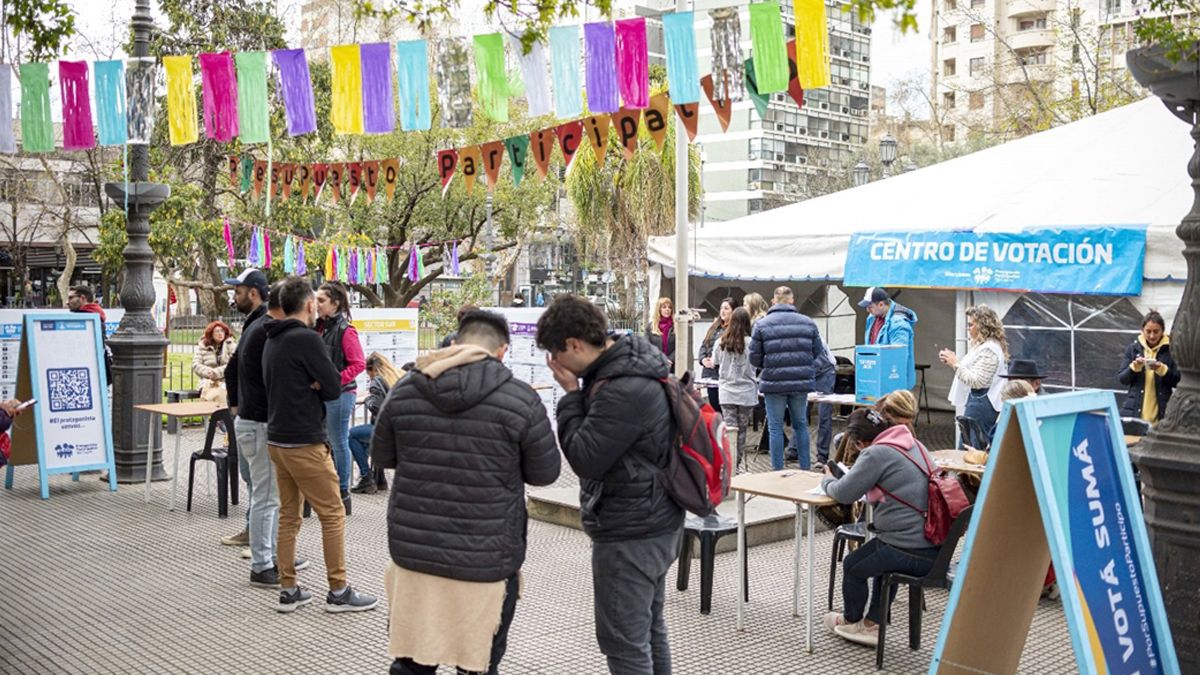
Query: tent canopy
xmin=648 ymin=98 xmax=1190 ymax=283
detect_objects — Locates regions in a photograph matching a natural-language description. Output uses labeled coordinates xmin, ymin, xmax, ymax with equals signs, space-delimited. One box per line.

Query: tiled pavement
xmin=0 ymin=413 xmax=1078 ymax=674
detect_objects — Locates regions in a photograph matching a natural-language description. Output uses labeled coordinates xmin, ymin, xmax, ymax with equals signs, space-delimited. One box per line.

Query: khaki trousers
xmin=268 ymin=443 xmax=347 ymax=590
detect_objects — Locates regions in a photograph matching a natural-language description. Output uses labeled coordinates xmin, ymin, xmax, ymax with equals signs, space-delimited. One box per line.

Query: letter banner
xmin=842 ymin=228 xmax=1147 ymax=295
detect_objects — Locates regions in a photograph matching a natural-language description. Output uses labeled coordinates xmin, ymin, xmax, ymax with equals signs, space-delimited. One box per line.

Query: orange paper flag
xmin=298 ymin=163 xmax=313 ymax=202
xmin=555 ymin=121 xmax=584 ymax=171
xmin=328 ymin=163 xmax=345 ymax=204
xmin=674 ymin=102 xmax=699 ymax=142
xmin=460 ymin=145 xmax=482 ymax=195
xmin=382 ymin=158 xmax=401 ymax=200
xmin=280 ymin=163 xmax=296 ymax=201
xmin=347 ymin=161 xmax=363 ymax=203
xmin=645 ymin=93 xmax=671 ymax=151
xmin=611 ymin=108 xmax=641 ymax=160
xmin=312 ymin=163 xmax=329 ymax=201
xmin=437 ymin=150 xmax=458 ymax=197
xmin=701 ymin=74 xmax=732 ymax=132
xmin=481 ymin=141 xmax=505 ymax=192
xmin=253 ymin=160 xmax=267 ymax=198
xmin=583 ymin=115 xmax=611 ymax=166
xmin=363 ymin=160 xmax=380 ymax=203
xmin=530 ymin=130 xmax=556 ymax=180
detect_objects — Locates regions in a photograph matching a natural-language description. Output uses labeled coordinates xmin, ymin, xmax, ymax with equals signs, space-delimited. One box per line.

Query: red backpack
xmin=875 ymin=442 xmax=971 ymax=546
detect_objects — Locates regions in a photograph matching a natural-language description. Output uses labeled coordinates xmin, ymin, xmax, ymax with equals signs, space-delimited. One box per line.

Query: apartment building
xmin=1097 ymin=0 xmax=1194 ymax=72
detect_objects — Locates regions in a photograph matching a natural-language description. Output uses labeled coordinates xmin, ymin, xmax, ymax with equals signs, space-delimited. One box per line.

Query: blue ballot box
xmin=855 ymin=345 xmax=907 ymax=404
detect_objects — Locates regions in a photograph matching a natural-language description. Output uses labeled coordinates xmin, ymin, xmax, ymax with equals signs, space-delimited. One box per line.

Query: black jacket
xmin=364 ymin=375 xmax=389 ymax=422
xmin=646 ymin=322 xmax=676 ymax=365
xmin=698 ymin=321 xmax=725 ymax=380
xmin=1117 ymin=338 xmax=1180 ymax=421
xmin=556 ymin=334 xmax=684 ymax=542
xmin=225 ymin=303 xmax=266 ymax=410
xmin=263 ymin=319 xmax=342 ymax=445
xmin=371 ymin=354 xmax=561 ymax=582
xmin=749 ymin=304 xmax=828 ymax=394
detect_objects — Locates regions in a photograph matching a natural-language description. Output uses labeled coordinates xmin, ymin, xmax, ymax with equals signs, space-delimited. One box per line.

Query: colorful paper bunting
xmin=234 ymin=51 xmax=269 ymax=144
xmin=436 ymin=38 xmax=473 ymax=128
xmin=510 ymin=36 xmax=551 ymax=117
xmin=93 ymin=60 xmax=126 ymax=147
xmin=328 ymin=163 xmax=344 ymax=204
xmin=645 ymin=94 xmax=671 ymax=151
xmin=297 ymin=241 xmax=307 ymax=275
xmin=583 ymin=115 xmax=611 ymax=165
xmin=674 ymin=102 xmax=699 ymax=142
xmin=264 ymin=230 xmax=273 ymax=268
xmin=223 ymin=218 xmax=236 ymax=267
xmin=347 ymin=162 xmax=362 ymax=202
xmin=709 ymin=9 xmax=744 ymax=102
xmin=793 ymin=0 xmax=831 ymax=89
xmin=584 ymin=22 xmax=619 ymax=114
xmin=364 ymin=160 xmax=380 ymax=202
xmin=19 ymin=63 xmax=53 ymax=153
xmin=615 ymin=18 xmax=649 ymax=109
xmin=701 ymin=74 xmax=733 ymax=132
xmin=331 ymin=44 xmax=364 ymax=135
xmin=460 ymin=145 xmax=482 ymax=195
xmin=548 ymin=25 xmax=583 ymax=119
xmin=504 ymin=135 xmax=530 ymax=186
xmin=662 ymin=11 xmax=699 ymax=105
xmin=376 ymin=246 xmax=389 ymax=283
xmin=298 ymin=163 xmax=312 ymax=200
xmin=437 ymin=148 xmax=458 ymax=196
xmin=0 ymin=66 xmax=14 ymax=154
xmin=199 ymin=52 xmax=239 ymax=142
xmin=59 ymin=61 xmax=95 ymax=150
xmin=240 ymin=155 xmax=254 ymax=193
xmin=326 ymin=246 xmax=336 ymax=280
xmin=349 ymin=246 xmax=359 ymax=283
xmin=273 ymin=49 xmax=317 ymax=136
xmin=126 ymin=57 xmax=157 ymax=145
xmin=744 ymin=57 xmax=770 ymax=118
xmin=407 ymin=247 xmax=418 ymax=281
xmin=284 ymin=235 xmax=296 ymax=273
xmin=611 ymin=108 xmax=640 ymax=160
xmin=530 ymin=129 xmax=556 ymax=180
xmin=163 ymin=55 xmax=199 ymax=146
xmin=481 ymin=141 xmax=505 ymax=192
xmin=748 ymin=2 xmax=790 ymax=94
xmin=473 ymin=33 xmax=509 ymax=123
xmin=786 ymin=40 xmax=806 ymax=108
xmin=396 ymin=40 xmax=432 ymax=131
xmin=450 ymin=241 xmax=460 ymax=276
xmin=555 ymin=121 xmax=583 ymax=171
xmin=281 ymin=163 xmax=296 ymax=200
xmin=360 ymin=43 xmax=394 ymax=134
xmin=382 ymin=158 xmax=400 ymax=200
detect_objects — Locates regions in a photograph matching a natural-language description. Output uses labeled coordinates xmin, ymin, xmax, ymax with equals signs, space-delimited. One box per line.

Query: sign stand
xmin=930 ymin=390 xmax=1178 ymax=674
xmin=3 ymin=313 xmax=116 ymax=499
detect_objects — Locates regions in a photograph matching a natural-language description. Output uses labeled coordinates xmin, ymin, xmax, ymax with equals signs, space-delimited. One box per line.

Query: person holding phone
xmin=1118 ymin=310 xmax=1180 ymax=423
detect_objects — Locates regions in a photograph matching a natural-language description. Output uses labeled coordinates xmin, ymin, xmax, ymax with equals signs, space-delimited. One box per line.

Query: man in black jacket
xmin=263 ymin=276 xmax=376 ymax=614
xmin=540 ymin=295 xmax=683 ymax=675
xmin=372 ymin=309 xmax=560 ymax=675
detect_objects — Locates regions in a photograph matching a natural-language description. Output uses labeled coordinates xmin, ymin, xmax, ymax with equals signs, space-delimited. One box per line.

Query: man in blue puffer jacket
xmin=750 ymin=286 xmax=831 ymax=471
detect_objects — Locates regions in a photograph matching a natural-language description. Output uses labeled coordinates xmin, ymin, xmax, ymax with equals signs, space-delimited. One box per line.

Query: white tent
xmin=647 ymin=98 xmax=1190 ymax=406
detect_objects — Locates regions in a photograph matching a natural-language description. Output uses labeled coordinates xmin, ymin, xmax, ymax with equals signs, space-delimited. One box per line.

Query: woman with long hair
xmin=743 ymin=292 xmax=769 ymax=325
xmin=348 ymin=353 xmax=407 ymax=494
xmin=316 ymin=282 xmax=366 ymax=507
xmin=648 ymin=297 xmax=675 ymax=366
xmin=193 ymin=320 xmax=237 ymax=404
xmin=699 ymin=297 xmax=737 ymax=410
xmin=1118 ymin=310 xmax=1181 ymax=423
xmin=713 ymin=307 xmax=757 ymax=469
xmin=876 ymin=389 xmax=918 ymax=433
xmin=939 ymin=305 xmax=1008 ymax=449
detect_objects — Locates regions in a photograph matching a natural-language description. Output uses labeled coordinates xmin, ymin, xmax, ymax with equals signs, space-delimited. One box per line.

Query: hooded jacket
xmin=556 ymin=334 xmax=684 ymax=542
xmin=1118 ymin=335 xmax=1180 ymax=422
xmin=749 ymin=304 xmax=829 ymax=395
xmin=229 ymin=304 xmax=269 ymax=421
xmin=262 ymin=318 xmax=342 ymax=445
xmin=371 ymin=344 xmax=561 ymax=582
xmin=864 ymin=301 xmax=919 ymax=390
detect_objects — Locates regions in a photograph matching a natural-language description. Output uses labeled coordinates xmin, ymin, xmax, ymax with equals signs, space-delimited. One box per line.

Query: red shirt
xmin=869 ymin=317 xmax=885 ymax=344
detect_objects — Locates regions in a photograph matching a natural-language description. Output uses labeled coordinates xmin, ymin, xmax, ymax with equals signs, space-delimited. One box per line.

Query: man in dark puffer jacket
xmin=372 ymin=309 xmax=560 ymax=675
xmin=540 ymin=295 xmax=684 ymax=675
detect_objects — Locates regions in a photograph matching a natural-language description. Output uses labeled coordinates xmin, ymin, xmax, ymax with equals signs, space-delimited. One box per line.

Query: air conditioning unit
xmin=820 ymin=102 xmax=829 ymax=109
xmin=820 ymin=131 xmax=829 ymax=138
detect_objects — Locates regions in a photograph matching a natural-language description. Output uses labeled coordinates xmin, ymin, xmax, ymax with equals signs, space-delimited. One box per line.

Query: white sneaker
xmin=834 ymin=620 xmax=880 ymax=647
xmin=824 ymin=611 xmax=849 ymax=634
xmin=240 ymin=547 xmax=251 ymax=559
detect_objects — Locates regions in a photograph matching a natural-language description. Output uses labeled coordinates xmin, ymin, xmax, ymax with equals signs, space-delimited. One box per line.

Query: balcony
xmin=1006 ymin=0 xmax=1056 ymax=17
xmin=1008 ymin=28 xmax=1055 ymax=50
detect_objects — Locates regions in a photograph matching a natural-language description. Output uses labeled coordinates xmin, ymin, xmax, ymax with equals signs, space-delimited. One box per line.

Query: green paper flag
xmin=504 ymin=135 xmax=530 ymax=187
xmin=19 ymin=63 xmax=53 ymax=152
xmin=240 ymin=155 xmax=254 ymax=193
xmin=473 ymin=33 xmax=509 ymax=123
xmin=748 ymin=2 xmax=789 ymax=94
xmin=235 ymin=51 xmax=270 ymax=144
xmin=743 ymin=58 xmax=770 ymax=118
xmin=416 ymin=247 xmax=426 ymax=277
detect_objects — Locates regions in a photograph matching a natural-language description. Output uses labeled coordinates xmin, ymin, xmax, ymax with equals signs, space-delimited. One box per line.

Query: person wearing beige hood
xmin=371 ymin=309 xmax=561 ymax=675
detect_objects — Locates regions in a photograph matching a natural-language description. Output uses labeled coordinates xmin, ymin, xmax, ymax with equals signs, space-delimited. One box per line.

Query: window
xmin=945 ymin=0 xmax=957 ymax=9
xmin=944 ymin=58 xmax=957 ymax=76
xmin=1072 ymin=44 xmax=1081 ymax=63
xmin=943 ymin=26 xmax=957 ymax=43
xmin=970 ymin=23 xmax=986 ymax=41
xmin=943 ymin=124 xmax=956 ymax=142
xmin=969 ymin=56 xmax=985 ymax=76
xmin=970 ymin=0 xmax=984 ymax=7
xmin=969 ymin=90 xmax=984 ymax=109
xmin=1019 ymin=49 xmax=1048 ymax=65
xmin=943 ymin=91 xmax=956 ymax=108
xmin=1017 ymin=17 xmax=1047 ymax=30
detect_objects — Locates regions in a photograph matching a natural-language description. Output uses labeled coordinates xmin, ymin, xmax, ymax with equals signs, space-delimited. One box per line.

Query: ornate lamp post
xmin=879 ymin=133 xmax=898 ymax=178
xmin=105 ymin=0 xmax=170 ymax=482
xmin=853 ymin=160 xmax=870 ymax=187
xmin=1126 ymin=45 xmax=1200 ymax=668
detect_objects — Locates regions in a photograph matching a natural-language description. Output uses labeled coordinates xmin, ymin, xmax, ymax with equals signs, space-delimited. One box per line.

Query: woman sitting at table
xmin=192 ymin=320 xmax=237 ymax=404
xmin=347 ymin=353 xmax=406 ymax=494
xmin=876 ymin=389 xmax=917 ymax=432
xmin=939 ymin=305 xmax=1008 ymax=450
xmin=821 ymin=408 xmax=940 ymax=649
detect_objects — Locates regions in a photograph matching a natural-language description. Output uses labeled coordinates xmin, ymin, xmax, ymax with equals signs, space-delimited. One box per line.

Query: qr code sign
xmin=47 ymin=367 xmax=92 ymax=412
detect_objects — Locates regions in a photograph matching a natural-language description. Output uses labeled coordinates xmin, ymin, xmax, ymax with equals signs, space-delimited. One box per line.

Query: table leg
xmin=736 ymin=491 xmax=746 ymax=631
xmin=168 ymin=421 xmax=182 ymax=511
xmin=143 ymin=411 xmax=154 ymax=504
xmin=806 ymin=504 xmax=816 ymax=654
xmin=793 ymin=503 xmax=802 ymax=617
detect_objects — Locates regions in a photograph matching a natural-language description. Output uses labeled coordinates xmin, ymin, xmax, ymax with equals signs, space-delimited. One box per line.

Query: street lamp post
xmin=879 ymin=133 xmax=898 ymax=178
xmin=104 ymin=0 xmax=170 ymax=482
xmin=852 ymin=161 xmax=870 ymax=187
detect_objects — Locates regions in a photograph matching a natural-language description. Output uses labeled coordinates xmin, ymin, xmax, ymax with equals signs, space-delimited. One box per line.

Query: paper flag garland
xmin=615 ymin=18 xmax=649 ymax=109
xmin=674 ymin=102 xmax=700 ymax=142
xmin=382 ymin=158 xmax=400 ymax=200
xmin=247 ymin=227 xmax=261 ymax=266
xmin=163 ymin=55 xmax=199 ymax=146
xmin=347 ymin=162 xmax=362 ymax=202
xmin=709 ymin=9 xmax=744 ymax=102
xmin=748 ymin=2 xmax=789 ymax=94
xmin=364 ymin=160 xmax=380 ymax=202
xmin=460 ymin=145 xmax=481 ymax=195
xmin=284 ymin=235 xmax=296 ymax=273
xmin=264 ymin=230 xmax=273 ymax=268
xmin=743 ymin=57 xmax=770 ymax=119
xmin=235 ymin=51 xmax=269 ymax=144
xmin=437 ymin=149 xmax=458 ymax=196
xmin=59 ymin=61 xmax=95 ymax=151
xmin=349 ymin=246 xmax=359 ymax=283
xmin=511 ymin=36 xmax=551 ymax=117
xmin=645 ymin=94 xmax=671 ymax=151
xmin=281 ymin=163 xmax=296 ymax=200
xmin=555 ymin=121 xmax=583 ymax=171
xmin=786 ymin=40 xmax=806 ymax=108
xmin=297 ymin=241 xmax=307 ymax=275
xmin=473 ymin=33 xmax=509 ymax=123
xmin=416 ymin=247 xmax=425 ymax=278
xmin=0 ymin=66 xmax=13 ymax=154
xmin=530 ymin=129 xmax=556 ymax=180
xmin=701 ymin=74 xmax=733 ymax=132
xmin=337 ymin=247 xmax=347 ymax=281
xmin=450 ymin=241 xmax=460 ymax=276
xmin=274 ymin=49 xmax=318 ymax=136
xmin=19 ymin=63 xmax=53 ymax=153
xmin=583 ymin=23 xmax=619 ymax=114
xmin=437 ymin=38 xmax=473 ymax=128
xmin=396 ymin=40 xmax=432 ymax=131
xmin=223 ymin=218 xmax=236 ymax=267
xmin=481 ymin=141 xmax=505 ymax=192
xmin=611 ymin=108 xmax=640 ymax=160
xmin=199 ymin=52 xmax=239 ymax=143
xmin=662 ymin=11 xmax=699 ymax=105
xmin=504 ymin=135 xmax=530 ymax=186
xmin=93 ymin=60 xmax=126 ymax=146
xmin=126 ymin=57 xmax=157 ymax=145
xmin=376 ymin=246 xmax=389 ymax=283
xmin=326 ymin=246 xmax=335 ymax=279
xmin=583 ymin=115 xmax=611 ymax=165
xmin=548 ymin=25 xmax=583 ymax=119
xmin=328 ymin=163 xmax=344 ymax=203
xmin=360 ymin=43 xmax=394 ymax=134
xmin=407 ymin=247 xmax=418 ymax=281
xmin=793 ymin=0 xmax=831 ymax=89
xmin=331 ymin=44 xmax=364 ymax=135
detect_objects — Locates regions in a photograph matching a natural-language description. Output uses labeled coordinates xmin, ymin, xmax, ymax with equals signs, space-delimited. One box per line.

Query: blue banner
xmin=844 ymin=227 xmax=1146 ymax=295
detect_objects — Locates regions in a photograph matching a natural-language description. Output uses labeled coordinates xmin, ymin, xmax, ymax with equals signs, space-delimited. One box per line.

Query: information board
xmin=3 ymin=312 xmax=116 ymax=499
xmin=484 ymin=307 xmax=565 ymax=423
xmin=350 ymin=308 xmax=420 ymax=390
xmin=0 ymin=308 xmax=122 ymax=402
xmin=930 ymin=390 xmax=1178 ymax=674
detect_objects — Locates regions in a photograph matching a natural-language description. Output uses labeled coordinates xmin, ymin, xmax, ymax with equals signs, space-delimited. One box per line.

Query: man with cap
xmin=858 ymin=287 xmax=918 ymax=391
xmin=1000 ymin=359 xmax=1047 ymax=393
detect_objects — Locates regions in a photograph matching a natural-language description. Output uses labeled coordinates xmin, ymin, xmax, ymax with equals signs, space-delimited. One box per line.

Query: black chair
xmin=875 ymin=504 xmax=975 ymax=670
xmin=956 ymin=416 xmax=991 ymax=452
xmin=827 ymin=521 xmax=868 ymax=610
xmin=186 ymin=409 xmax=239 ymax=517
xmin=676 ymin=513 xmax=748 ymax=615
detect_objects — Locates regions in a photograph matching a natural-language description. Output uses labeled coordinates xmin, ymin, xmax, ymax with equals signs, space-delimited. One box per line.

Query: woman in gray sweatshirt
xmin=819 ymin=408 xmax=941 ymax=648
xmin=713 ymin=307 xmax=757 ymax=470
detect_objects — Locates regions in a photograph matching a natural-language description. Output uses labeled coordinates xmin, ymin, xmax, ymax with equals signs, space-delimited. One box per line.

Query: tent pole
xmin=673 ymin=0 xmax=691 ymax=379
xmin=954 ymin=290 xmax=967 ymax=446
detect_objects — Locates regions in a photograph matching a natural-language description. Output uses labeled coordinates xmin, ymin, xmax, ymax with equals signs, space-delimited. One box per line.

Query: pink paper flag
xmin=59 ymin=61 xmax=95 ymax=150
xmin=199 ymin=52 xmax=239 ymax=142
xmin=223 ymin=218 xmax=235 ymax=267
xmin=263 ymin=229 xmax=272 ymax=268
xmin=615 ymin=18 xmax=649 ymax=109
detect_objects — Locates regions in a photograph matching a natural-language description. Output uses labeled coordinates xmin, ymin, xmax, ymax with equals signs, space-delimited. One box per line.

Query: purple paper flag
xmin=247 ymin=227 xmax=261 ymax=266
xmin=273 ymin=49 xmax=317 ymax=136
xmin=584 ymin=22 xmax=619 ymax=114
xmin=360 ymin=43 xmax=394 ymax=134
xmin=199 ymin=52 xmax=239 ymax=142
xmin=451 ymin=241 xmax=460 ymax=276
xmin=297 ymin=241 xmax=307 ymax=276
xmin=408 ymin=247 xmax=418 ymax=281
xmin=59 ymin=61 xmax=95 ymax=150
xmin=349 ymin=248 xmax=359 ymax=283
xmin=615 ymin=18 xmax=649 ymax=109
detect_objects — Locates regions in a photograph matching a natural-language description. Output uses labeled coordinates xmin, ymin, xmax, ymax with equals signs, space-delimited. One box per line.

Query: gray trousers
xmin=592 ymin=527 xmax=683 ymax=675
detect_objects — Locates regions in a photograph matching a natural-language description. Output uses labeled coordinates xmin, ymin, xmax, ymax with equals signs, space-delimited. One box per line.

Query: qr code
xmin=47 ymin=367 xmax=92 ymax=412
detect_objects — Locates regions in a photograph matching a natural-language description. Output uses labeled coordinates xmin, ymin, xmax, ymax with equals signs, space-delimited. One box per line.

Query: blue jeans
xmin=765 ymin=392 xmax=810 ymax=470
xmin=842 ymin=538 xmax=940 ymax=624
xmin=962 ymin=388 xmax=999 ymax=449
xmin=815 ymin=371 xmax=836 ymax=464
xmin=235 ymin=417 xmax=279 ymax=573
xmin=348 ymin=423 xmax=373 ymax=478
xmin=325 ymin=391 xmax=356 ymax=493
xmin=236 ymin=432 xmax=252 ymax=530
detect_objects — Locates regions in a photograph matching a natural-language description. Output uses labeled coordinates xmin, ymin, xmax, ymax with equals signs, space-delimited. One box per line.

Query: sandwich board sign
xmin=930 ymin=390 xmax=1178 ymax=674
xmin=3 ymin=313 xmax=116 ymax=499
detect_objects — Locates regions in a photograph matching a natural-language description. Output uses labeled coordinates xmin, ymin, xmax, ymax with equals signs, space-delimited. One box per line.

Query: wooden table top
xmin=134 ymin=401 xmax=225 ymax=417
xmin=930 ymin=449 xmax=986 ymax=477
xmin=730 ymin=470 xmax=836 ymax=506
xmin=1124 ymin=435 xmax=1144 ymax=447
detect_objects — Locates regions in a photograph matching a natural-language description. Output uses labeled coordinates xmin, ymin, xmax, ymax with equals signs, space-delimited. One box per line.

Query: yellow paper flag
xmin=793 ymin=0 xmax=830 ymax=89
xmin=331 ymin=44 xmax=365 ymax=135
xmin=163 ymin=56 xmax=199 ymax=146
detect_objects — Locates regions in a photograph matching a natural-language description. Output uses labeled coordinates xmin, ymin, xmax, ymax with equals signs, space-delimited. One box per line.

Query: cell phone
xmin=1145 ymin=359 xmax=1159 ymax=367
xmin=828 ymin=462 xmax=846 ymax=479
xmin=16 ymin=398 xmax=36 ymax=411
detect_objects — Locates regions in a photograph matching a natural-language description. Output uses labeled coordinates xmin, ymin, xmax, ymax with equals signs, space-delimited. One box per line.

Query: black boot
xmin=341 ymin=489 xmax=352 ymax=516
xmin=350 ymin=473 xmax=376 ymax=495
xmin=374 ymin=467 xmax=388 ymax=491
